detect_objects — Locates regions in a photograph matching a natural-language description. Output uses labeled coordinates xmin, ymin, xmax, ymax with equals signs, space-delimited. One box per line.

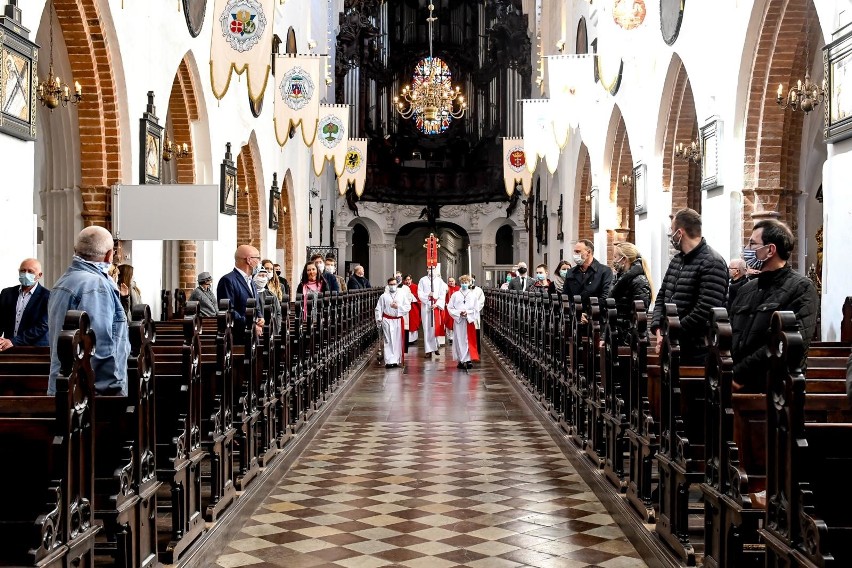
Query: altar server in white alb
xmin=447 ymin=274 xmax=481 ymax=369
xmin=418 ymin=263 xmax=447 ymax=359
xmin=375 ymin=277 xmax=411 ymax=368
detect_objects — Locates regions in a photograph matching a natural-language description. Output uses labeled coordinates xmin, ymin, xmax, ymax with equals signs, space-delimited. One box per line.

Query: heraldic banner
xmin=312 ymin=104 xmax=351 ymax=177
xmin=546 ymin=55 xmax=592 ymax=148
xmin=274 ymin=54 xmax=323 ymax=147
xmin=502 ymin=138 xmax=532 ymax=197
xmin=522 ymin=99 xmax=561 ymax=175
xmin=210 ymin=0 xmax=275 ymax=103
xmin=337 ymin=138 xmax=369 ymax=197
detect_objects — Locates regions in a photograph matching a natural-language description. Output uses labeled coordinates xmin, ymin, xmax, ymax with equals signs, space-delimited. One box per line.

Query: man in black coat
xmin=310 ymin=253 xmax=340 ymax=292
xmin=651 ymin=209 xmax=728 ymax=365
xmin=507 ymin=262 xmax=534 ymax=292
xmin=0 ymin=258 xmax=50 ymax=350
xmin=563 ymin=239 xmax=613 ymax=323
xmin=726 ymin=258 xmax=749 ymax=312
xmin=730 ymin=219 xmax=818 ymax=392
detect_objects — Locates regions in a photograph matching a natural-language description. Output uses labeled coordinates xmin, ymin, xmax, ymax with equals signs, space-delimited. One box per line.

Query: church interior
xmin=1 ymin=0 xmax=851 ymax=566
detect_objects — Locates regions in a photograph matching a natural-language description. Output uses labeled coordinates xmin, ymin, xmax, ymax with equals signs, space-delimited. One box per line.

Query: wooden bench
xmin=601 ymin=299 xmax=634 ymax=491
xmin=0 ymin=311 xmax=99 ymax=568
xmin=760 ymin=311 xmax=852 ymax=567
xmin=584 ymin=298 xmax=607 ymax=468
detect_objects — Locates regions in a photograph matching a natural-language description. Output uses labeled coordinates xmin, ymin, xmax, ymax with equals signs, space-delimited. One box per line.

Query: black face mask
xmin=275 ymin=270 xmax=281 ymax=276
xmin=517 ymin=267 xmax=527 ymax=275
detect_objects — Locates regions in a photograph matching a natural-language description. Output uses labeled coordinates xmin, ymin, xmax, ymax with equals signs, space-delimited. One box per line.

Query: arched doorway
xmin=351 ymin=223 xmax=370 ymax=278
xmin=395 ymin=222 xmax=470 ymax=281
xmin=496 ymin=225 xmax=514 ymax=264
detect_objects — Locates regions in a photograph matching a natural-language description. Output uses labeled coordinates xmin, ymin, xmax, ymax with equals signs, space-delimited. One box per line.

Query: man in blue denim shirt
xmin=47 ymin=226 xmax=129 ymax=396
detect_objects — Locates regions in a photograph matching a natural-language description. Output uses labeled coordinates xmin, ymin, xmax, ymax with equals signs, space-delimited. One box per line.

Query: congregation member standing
xmin=552 ymin=260 xmax=571 ymax=292
xmin=651 ymin=208 xmax=728 ymax=364
xmin=48 ymin=226 xmax=129 ymax=396
xmin=418 ymin=264 xmax=447 ymax=359
xmin=310 ymin=253 xmax=340 ymax=292
xmin=375 ymin=277 xmax=411 ymax=368
xmin=564 ymin=239 xmax=613 ymax=323
xmin=189 ymin=271 xmax=218 ymax=317
xmin=347 ymin=265 xmax=371 ymax=289
xmin=609 ymin=242 xmax=652 ymax=342
xmin=325 ymin=254 xmax=347 ymax=292
xmin=254 ymin=268 xmax=283 ymax=330
xmin=218 ymin=244 xmax=264 ymax=341
xmin=272 ymin=262 xmax=291 ymax=298
xmin=531 ymin=264 xmax=557 ymax=295
xmin=262 ymin=259 xmax=285 ymax=303
xmin=508 ymin=262 xmax=534 ymax=292
xmin=447 ymin=275 xmax=480 ymax=369
xmin=726 ymin=258 xmax=749 ymax=312
xmin=730 ymin=219 xmax=818 ymax=392
xmin=0 ymin=258 xmax=50 ymax=349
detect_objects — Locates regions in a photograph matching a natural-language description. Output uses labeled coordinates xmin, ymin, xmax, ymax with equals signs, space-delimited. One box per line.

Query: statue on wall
xmin=345 ymin=185 xmax=360 ymax=217
xmin=522 ymin=198 xmax=531 ymax=232
xmin=418 ymin=203 xmax=442 ymax=229
xmin=506 ymin=189 xmax=520 ymax=218
xmin=557 ymin=195 xmax=564 ymax=241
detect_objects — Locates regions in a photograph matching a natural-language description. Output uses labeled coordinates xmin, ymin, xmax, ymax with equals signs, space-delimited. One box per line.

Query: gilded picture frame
xmin=220 ymin=142 xmax=237 ymax=215
xmin=700 ymin=117 xmax=723 ymax=190
xmin=139 ymin=91 xmax=163 ymax=184
xmin=633 ymin=163 xmax=647 ymax=215
xmin=0 ymin=11 xmax=38 ymax=141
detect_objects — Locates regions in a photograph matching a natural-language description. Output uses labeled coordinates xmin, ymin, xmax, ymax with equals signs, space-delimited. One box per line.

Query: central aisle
xmin=215 ymin=344 xmax=646 ymax=568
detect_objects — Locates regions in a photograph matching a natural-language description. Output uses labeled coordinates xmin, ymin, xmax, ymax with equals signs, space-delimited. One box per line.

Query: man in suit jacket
xmin=218 ymin=245 xmax=265 ymax=341
xmin=507 ymin=262 xmax=534 ymax=292
xmin=0 ymin=258 xmax=50 ymax=350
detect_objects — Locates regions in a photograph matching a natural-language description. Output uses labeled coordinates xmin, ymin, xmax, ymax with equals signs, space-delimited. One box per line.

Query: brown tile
xmin=435 ymin=548 xmax=489 ymax=564
xmin=437 ymin=534 xmax=489 ymax=547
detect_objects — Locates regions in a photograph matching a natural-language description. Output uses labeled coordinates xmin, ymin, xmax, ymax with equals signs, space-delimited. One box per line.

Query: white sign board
xmin=112 ymin=184 xmax=219 ymax=241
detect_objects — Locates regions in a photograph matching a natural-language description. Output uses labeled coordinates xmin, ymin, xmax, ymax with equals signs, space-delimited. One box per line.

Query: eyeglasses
xmin=745 ymin=242 xmax=767 ymax=251
xmin=245 ymin=256 xmax=261 ymax=261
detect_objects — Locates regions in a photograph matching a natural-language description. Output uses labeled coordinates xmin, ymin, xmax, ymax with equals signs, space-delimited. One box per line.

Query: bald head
xmin=729 ymin=258 xmax=747 ymax=281
xmin=235 ymin=244 xmax=261 ymax=275
xmin=75 ymin=226 xmax=114 ymax=262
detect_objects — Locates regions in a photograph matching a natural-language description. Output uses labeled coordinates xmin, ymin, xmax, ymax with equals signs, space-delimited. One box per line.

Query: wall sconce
xmin=162 ymin=135 xmax=191 ymax=162
xmin=555 ymin=39 xmax=565 ymax=52
xmin=307 ymin=39 xmax=317 ymax=51
xmin=281 ymin=206 xmax=288 ymax=215
xmin=674 ymin=139 xmax=701 ymax=164
xmin=621 ymin=174 xmax=632 ymax=187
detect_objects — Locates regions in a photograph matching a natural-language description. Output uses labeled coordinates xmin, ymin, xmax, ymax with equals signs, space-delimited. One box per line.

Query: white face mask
xmin=572 ymin=253 xmax=583 ymax=265
xmin=315 ymin=262 xmax=325 ymax=273
xmin=389 ymin=285 xmax=397 ymax=293
xmin=326 ymin=264 xmax=336 ymax=274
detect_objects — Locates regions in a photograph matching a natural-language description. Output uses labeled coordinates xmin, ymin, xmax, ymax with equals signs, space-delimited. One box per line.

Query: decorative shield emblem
xmin=612 ymin=0 xmax=646 ymax=30
xmin=280 ymin=66 xmax=315 ymax=110
xmin=508 ymin=148 xmax=526 ymax=172
xmin=318 ymin=115 xmax=345 ymax=149
xmin=344 ymin=146 xmax=363 ymax=174
xmin=220 ymin=0 xmax=267 ymax=53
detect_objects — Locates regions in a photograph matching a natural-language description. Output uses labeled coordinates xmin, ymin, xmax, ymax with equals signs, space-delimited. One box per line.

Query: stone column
xmin=370 ymin=241 xmax=396 ymax=284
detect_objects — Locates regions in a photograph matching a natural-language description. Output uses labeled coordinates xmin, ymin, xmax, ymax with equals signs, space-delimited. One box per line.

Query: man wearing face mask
xmin=376 ymin=277 xmax=411 ymax=368
xmin=254 ymin=268 xmax=282 ymax=331
xmin=402 ymin=274 xmax=420 ymax=344
xmin=564 ymin=240 xmax=613 ymax=323
xmin=325 ymin=254 xmax=347 ymax=292
xmin=0 ymin=258 xmax=50 ymax=350
xmin=729 ymin=219 xmax=817 ymax=392
xmin=310 ymin=253 xmax=340 ymax=292
xmin=273 ymin=263 xmax=291 ymax=298
xmin=218 ymin=244 xmax=265 ymax=342
xmin=651 ymin=208 xmax=728 ymax=365
xmin=508 ymin=262 xmax=534 ymax=292
xmin=48 ymin=226 xmax=129 ymax=395
xmin=189 ymin=272 xmax=218 ymax=317
xmin=726 ymin=258 xmax=749 ymax=312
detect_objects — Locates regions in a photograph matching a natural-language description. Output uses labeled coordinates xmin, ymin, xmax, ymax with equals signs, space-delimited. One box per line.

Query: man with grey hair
xmin=507 ymin=262 xmax=534 ymax=292
xmin=47 ymin=226 xmax=129 ymax=396
xmin=726 ymin=258 xmax=749 ymax=312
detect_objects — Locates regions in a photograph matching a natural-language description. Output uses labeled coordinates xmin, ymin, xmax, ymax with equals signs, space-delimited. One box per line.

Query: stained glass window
xmin=412 ymin=56 xmax=454 ymax=135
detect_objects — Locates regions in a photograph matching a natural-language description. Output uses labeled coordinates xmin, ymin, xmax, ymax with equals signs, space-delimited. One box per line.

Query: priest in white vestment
xmin=376 ymin=277 xmax=411 ymax=368
xmin=418 ymin=264 xmax=447 ymax=358
xmin=447 ymin=275 xmax=481 ymax=369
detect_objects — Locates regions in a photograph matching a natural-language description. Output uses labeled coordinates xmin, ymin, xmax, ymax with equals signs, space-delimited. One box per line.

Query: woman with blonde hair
xmin=610 ymin=242 xmax=652 ymax=342
xmin=262 ymin=259 xmax=284 ymax=301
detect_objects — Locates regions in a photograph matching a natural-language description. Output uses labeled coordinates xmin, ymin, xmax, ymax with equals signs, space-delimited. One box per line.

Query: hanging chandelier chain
xmin=775 ymin=9 xmax=825 ymax=115
xmin=37 ymin=0 xmax=83 ymax=111
xmin=48 ymin=0 xmax=55 ymax=71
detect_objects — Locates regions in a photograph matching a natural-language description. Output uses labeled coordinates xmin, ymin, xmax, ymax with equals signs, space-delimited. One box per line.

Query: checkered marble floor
xmin=215 ymin=348 xmax=646 ymax=568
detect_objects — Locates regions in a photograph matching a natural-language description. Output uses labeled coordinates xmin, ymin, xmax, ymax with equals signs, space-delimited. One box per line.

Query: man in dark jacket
xmin=651 ymin=209 xmax=728 ymax=365
xmin=730 ymin=219 xmax=818 ymax=392
xmin=726 ymin=258 xmax=749 ymax=312
xmin=347 ymin=265 xmax=371 ymax=289
xmin=564 ymin=239 xmax=613 ymax=323
xmin=310 ymin=253 xmax=340 ymax=292
xmin=0 ymin=258 xmax=50 ymax=349
xmin=507 ymin=262 xmax=534 ymax=292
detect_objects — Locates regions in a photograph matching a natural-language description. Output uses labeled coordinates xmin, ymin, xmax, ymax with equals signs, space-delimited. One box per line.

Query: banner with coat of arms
xmin=336 ymin=139 xmax=369 ymax=197
xmin=502 ymin=139 xmax=532 ymax=197
xmin=546 ymin=55 xmax=592 ymax=148
xmin=522 ymin=99 xmax=561 ymax=175
xmin=312 ymin=104 xmax=351 ymax=177
xmin=273 ymin=54 xmax=323 ymax=147
xmin=210 ymin=0 xmax=275 ymax=103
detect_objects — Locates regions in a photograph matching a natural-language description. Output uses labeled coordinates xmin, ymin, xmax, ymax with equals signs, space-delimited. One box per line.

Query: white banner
xmin=312 ymin=104 xmax=351 ymax=177
xmin=337 ymin=139 xmax=369 ymax=197
xmin=273 ymin=54 xmax=323 ymax=147
xmin=502 ymin=139 xmax=532 ymax=197
xmin=522 ymin=99 xmax=560 ymax=175
xmin=547 ymin=55 xmax=592 ymax=147
xmin=210 ymin=0 xmax=275 ymax=103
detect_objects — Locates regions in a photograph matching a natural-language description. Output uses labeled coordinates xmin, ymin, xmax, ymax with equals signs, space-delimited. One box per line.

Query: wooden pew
xmin=584 ymin=298 xmax=607 ymax=468
xmin=566 ymin=296 xmax=586 ymax=442
xmin=601 ymin=298 xmax=633 ymax=491
xmin=626 ymin=300 xmax=659 ymax=523
xmin=0 ymin=311 xmax=99 ymax=568
xmin=148 ymin=310 xmax=206 ymax=563
xmin=229 ymin=299 xmax=261 ymax=490
xmin=655 ymin=303 xmax=707 ymax=565
xmin=256 ymin=293 xmax=281 ymax=467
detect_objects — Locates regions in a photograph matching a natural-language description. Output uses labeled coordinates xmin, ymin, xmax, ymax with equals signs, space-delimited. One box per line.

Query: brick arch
xmin=608 ymin=113 xmax=635 ymax=249
xmin=743 ymin=0 xmax=820 ymax=237
xmin=276 ymin=170 xmax=296 ymax=284
xmin=54 ymin=0 xmax=122 ymax=228
xmin=236 ymin=142 xmax=262 ymax=249
xmin=660 ymin=55 xmax=700 ymax=215
xmin=575 ymin=142 xmax=593 ymax=243
xmin=166 ymin=55 xmax=202 ymax=294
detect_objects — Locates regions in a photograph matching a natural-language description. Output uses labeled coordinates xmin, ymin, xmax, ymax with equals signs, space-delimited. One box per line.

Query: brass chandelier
xmin=675 ymin=139 xmax=701 ymax=164
xmin=36 ymin=0 xmax=82 ymax=110
xmin=393 ymin=4 xmax=466 ymax=130
xmin=776 ymin=16 xmax=825 ymax=115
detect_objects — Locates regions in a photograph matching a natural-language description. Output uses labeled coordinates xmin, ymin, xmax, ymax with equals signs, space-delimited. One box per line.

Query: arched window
xmin=496 ymin=225 xmax=514 ymax=264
